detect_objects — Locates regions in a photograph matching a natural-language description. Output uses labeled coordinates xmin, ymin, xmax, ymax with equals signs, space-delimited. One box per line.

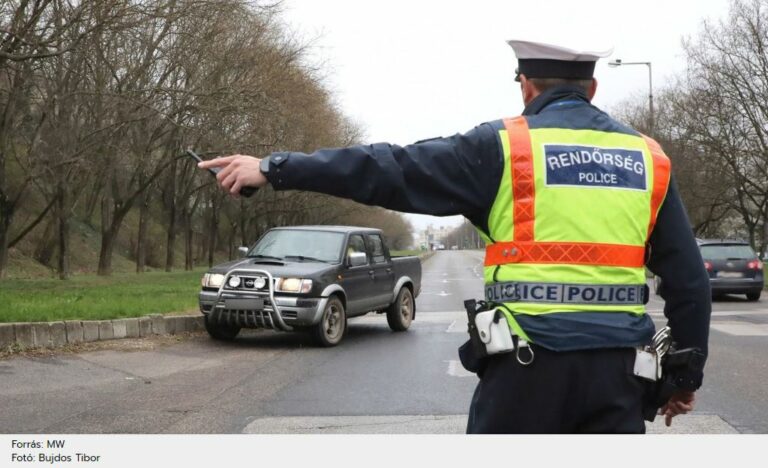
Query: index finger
xmin=198 ymin=155 xmax=238 ymax=169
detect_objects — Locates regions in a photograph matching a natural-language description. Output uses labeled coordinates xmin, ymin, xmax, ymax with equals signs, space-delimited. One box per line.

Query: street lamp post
xmin=608 ymin=59 xmax=653 ymax=135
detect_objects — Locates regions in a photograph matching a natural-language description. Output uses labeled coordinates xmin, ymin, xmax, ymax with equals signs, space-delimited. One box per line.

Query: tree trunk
xmin=184 ymin=219 xmax=194 ymax=271
xmin=136 ymin=189 xmax=149 ymax=273
xmin=762 ymin=207 xmax=768 ymax=259
xmin=165 ymin=210 xmax=176 ymax=272
xmin=207 ymin=202 xmax=218 ymax=267
xmin=0 ymin=206 xmax=11 ymax=279
xmin=163 ymin=160 xmax=177 ymax=272
xmin=97 ymin=199 xmax=112 ymax=275
xmin=34 ymin=219 xmax=57 ymax=267
xmin=239 ymin=201 xmax=250 ymax=247
xmin=97 ymin=199 xmax=130 ymax=277
xmin=56 ymin=188 xmax=70 ymax=280
xmin=183 ymin=190 xmax=203 ymax=271
xmin=97 ymin=230 xmax=116 ymax=276
xmin=83 ymin=179 xmax=103 ymax=227
xmin=228 ymin=221 xmax=237 ymax=261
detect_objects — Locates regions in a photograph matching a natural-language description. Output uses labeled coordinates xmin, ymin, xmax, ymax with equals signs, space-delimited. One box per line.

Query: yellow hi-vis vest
xmin=482 ymin=117 xmax=671 ymax=342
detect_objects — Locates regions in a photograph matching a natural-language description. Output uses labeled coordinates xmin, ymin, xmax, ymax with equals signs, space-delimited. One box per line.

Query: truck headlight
xmin=253 ymin=276 xmax=267 ymax=289
xmin=276 ymin=277 xmax=313 ymax=293
xmin=202 ymin=273 xmax=226 ymax=288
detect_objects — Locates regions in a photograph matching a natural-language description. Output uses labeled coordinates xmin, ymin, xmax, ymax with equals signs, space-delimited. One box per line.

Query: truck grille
xmin=222 ymin=275 xmax=272 ymax=291
xmin=209 ymin=307 xmax=289 ymax=329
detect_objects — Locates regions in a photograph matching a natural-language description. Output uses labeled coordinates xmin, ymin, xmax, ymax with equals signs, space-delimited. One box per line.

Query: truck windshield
xmin=249 ymin=230 xmax=345 ymax=263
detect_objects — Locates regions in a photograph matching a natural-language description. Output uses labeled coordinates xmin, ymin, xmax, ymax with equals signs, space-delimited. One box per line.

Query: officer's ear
xmin=519 ymin=75 xmax=539 ymax=105
xmin=587 ymin=78 xmax=598 ymax=101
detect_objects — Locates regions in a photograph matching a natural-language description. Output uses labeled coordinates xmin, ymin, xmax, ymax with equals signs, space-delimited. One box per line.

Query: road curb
xmin=0 ymin=323 xmax=15 ymax=350
xmin=0 ymin=314 xmax=205 ymax=352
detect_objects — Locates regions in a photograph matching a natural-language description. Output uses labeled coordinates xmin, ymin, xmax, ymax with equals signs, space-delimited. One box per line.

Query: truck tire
xmin=387 ymin=287 xmax=414 ymax=332
xmin=204 ymin=315 xmax=241 ymax=341
xmin=312 ymin=297 xmax=346 ymax=347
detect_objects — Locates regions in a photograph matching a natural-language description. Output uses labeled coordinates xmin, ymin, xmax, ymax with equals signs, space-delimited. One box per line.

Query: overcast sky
xmin=279 ymin=0 xmax=731 ymax=233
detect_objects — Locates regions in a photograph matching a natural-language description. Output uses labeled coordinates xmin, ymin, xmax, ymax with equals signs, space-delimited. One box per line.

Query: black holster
xmin=642 ymin=346 xmax=705 ymax=421
xmin=458 ymin=299 xmax=492 ymax=377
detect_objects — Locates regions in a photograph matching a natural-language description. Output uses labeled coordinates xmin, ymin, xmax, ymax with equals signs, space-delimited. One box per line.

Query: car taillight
xmin=747 ymin=260 xmax=763 ymax=270
xmin=704 ymin=261 xmax=712 ymax=271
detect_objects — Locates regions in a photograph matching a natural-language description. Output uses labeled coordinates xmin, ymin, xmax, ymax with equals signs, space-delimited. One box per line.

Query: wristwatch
xmin=259 ymin=156 xmax=271 ymax=175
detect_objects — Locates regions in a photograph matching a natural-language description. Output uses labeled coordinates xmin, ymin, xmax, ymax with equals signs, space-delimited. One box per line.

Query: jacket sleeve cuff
xmin=672 ymin=369 xmax=703 ymax=391
xmin=262 ymin=152 xmax=291 ymax=189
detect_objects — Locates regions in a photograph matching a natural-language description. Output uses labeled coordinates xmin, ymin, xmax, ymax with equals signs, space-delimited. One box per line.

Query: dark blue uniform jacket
xmin=264 ymin=85 xmax=711 ymax=388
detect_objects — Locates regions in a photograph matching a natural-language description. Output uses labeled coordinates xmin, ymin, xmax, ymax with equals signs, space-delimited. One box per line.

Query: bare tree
xmin=676 ymin=0 xmax=768 ymax=254
xmin=0 ymin=0 xmax=126 ymax=278
xmin=1 ymin=0 xmax=415 ymax=279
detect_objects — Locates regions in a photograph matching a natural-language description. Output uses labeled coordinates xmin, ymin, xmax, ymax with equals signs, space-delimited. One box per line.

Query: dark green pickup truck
xmin=199 ymin=226 xmax=422 ymax=346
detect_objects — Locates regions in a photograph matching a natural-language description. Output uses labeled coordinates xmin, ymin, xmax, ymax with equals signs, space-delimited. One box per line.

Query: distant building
xmin=417 ymin=225 xmax=450 ymax=251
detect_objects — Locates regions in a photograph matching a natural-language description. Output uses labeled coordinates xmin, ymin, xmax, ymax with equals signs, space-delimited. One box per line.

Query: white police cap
xmin=507 ymin=39 xmax=613 ymax=81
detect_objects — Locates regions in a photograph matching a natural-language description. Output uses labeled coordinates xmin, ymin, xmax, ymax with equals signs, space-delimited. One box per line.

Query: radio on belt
xmin=474 ymin=308 xmax=515 ymax=355
xmin=463 ymin=300 xmax=534 ymax=365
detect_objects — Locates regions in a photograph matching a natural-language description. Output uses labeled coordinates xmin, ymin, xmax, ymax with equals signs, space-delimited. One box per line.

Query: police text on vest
xmin=544 ymin=144 xmax=647 ymax=191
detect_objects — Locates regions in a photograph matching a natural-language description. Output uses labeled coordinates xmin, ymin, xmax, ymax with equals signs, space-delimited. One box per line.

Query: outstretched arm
xmin=198 ymin=123 xmax=503 ymax=226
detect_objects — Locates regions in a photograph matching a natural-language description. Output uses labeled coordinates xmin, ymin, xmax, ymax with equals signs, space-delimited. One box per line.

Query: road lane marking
xmin=446 ymin=360 xmax=475 ymax=378
xmin=243 ymin=415 xmax=468 ymax=434
xmin=446 ymin=320 xmax=467 ymax=333
xmin=710 ymin=322 xmax=768 ymax=336
xmin=422 ymin=277 xmax=484 ymax=282
xmin=349 ymin=311 xmax=464 ymax=325
xmin=242 ymin=414 xmax=738 ymax=434
xmin=351 ymin=310 xmax=768 ymax=333
xmin=649 ymin=310 xmax=768 ymax=318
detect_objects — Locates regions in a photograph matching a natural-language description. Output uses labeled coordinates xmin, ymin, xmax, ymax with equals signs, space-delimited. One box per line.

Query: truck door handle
xmin=386 ymin=268 xmax=392 ymax=273
xmin=368 ymin=270 xmax=375 ymax=277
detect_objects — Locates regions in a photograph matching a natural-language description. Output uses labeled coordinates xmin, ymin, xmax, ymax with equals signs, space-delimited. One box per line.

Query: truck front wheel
xmin=387 ymin=287 xmax=414 ymax=332
xmin=204 ymin=315 xmax=241 ymax=341
xmin=312 ymin=297 xmax=346 ymax=347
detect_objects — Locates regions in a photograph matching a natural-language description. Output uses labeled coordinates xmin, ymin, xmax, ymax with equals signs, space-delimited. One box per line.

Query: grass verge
xmin=0 ymin=269 xmax=205 ymax=323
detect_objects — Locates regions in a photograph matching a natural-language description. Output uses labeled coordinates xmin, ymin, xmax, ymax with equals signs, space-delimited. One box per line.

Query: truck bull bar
xmin=213 ymin=269 xmax=294 ymax=332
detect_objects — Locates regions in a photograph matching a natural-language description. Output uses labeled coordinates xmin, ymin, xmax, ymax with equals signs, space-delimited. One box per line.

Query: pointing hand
xmin=198 ymin=155 xmax=267 ymax=196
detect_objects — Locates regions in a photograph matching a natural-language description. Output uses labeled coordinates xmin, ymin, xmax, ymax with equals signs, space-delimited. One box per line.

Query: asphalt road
xmin=1 ymin=251 xmax=766 ymax=434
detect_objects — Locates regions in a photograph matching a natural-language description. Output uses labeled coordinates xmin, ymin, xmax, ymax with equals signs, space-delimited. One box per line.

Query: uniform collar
xmin=522 ymin=85 xmax=590 ymax=116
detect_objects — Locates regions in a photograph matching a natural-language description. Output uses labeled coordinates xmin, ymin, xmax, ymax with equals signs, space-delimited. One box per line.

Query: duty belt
xmin=485 ymin=281 xmax=647 ymax=305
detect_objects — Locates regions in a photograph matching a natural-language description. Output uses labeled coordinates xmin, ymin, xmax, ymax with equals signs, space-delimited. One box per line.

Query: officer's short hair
xmin=528 ymin=77 xmax=592 ymax=95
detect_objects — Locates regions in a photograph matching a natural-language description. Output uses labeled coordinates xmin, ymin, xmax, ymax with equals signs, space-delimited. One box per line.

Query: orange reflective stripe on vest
xmin=643 ymin=135 xmax=671 ymax=237
xmin=484 ymin=241 xmax=646 ymax=268
xmin=505 ymin=117 xmax=535 ymax=242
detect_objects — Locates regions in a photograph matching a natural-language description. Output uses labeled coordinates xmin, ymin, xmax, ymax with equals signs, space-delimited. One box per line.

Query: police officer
xmin=200 ymin=39 xmax=711 ymax=434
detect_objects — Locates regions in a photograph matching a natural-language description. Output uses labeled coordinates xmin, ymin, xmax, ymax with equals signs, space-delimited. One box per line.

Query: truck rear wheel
xmin=312 ymin=297 xmax=346 ymax=347
xmin=387 ymin=287 xmax=414 ymax=332
xmin=204 ymin=315 xmax=241 ymax=341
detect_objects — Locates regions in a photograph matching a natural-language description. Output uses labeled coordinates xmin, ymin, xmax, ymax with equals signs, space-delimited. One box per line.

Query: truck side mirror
xmin=348 ymin=252 xmax=367 ymax=267
xmin=238 ymin=246 xmax=249 ymax=257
